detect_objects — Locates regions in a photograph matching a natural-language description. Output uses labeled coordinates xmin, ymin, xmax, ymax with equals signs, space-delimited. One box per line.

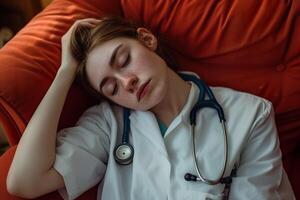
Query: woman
xmin=7 ymin=17 xmax=295 ymax=200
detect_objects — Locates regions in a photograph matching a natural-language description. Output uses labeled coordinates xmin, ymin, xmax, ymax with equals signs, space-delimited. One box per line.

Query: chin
xmin=134 ymin=103 xmax=155 ymax=111
xmin=131 ymin=99 xmax=159 ymax=111
xmin=146 ymin=92 xmax=166 ymax=111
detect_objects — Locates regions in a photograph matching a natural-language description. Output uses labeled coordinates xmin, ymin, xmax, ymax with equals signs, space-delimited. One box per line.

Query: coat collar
xmin=129 ymin=110 xmax=168 ymax=156
xmin=166 ymin=81 xmax=200 ymax=134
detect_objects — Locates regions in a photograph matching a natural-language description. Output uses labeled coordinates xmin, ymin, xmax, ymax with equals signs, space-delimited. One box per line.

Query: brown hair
xmin=70 ymin=16 xmax=176 ymax=100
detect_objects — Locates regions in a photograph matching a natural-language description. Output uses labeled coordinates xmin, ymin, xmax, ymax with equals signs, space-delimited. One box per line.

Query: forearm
xmin=7 ymin=67 xmax=76 ymax=190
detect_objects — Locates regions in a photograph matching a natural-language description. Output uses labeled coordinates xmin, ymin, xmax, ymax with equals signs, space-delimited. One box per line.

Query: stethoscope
xmin=113 ymin=73 xmax=235 ymax=198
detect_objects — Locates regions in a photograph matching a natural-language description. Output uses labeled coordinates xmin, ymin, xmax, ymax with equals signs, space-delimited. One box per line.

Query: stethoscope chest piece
xmin=114 ymin=143 xmax=134 ymax=165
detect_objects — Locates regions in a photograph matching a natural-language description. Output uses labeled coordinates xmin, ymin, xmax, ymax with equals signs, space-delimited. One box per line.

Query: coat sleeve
xmin=229 ymin=100 xmax=295 ymax=200
xmin=53 ymin=103 xmax=111 ymax=200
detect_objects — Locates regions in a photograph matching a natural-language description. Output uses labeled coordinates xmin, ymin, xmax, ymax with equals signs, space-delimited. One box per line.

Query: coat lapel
xmin=129 ymin=111 xmax=169 ymax=157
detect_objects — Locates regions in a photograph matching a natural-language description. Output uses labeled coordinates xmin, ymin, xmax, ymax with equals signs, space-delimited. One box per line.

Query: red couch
xmin=1 ymin=0 xmax=299 ymax=199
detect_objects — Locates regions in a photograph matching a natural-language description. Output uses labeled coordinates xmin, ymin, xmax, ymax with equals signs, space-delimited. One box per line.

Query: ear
xmin=137 ymin=27 xmax=157 ymax=51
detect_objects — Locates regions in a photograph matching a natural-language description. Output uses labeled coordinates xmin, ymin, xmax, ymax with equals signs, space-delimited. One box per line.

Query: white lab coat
xmin=54 ymin=81 xmax=295 ymax=200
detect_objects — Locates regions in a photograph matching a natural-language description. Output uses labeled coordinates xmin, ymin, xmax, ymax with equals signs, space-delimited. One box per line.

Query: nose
xmin=118 ymin=74 xmax=138 ymax=93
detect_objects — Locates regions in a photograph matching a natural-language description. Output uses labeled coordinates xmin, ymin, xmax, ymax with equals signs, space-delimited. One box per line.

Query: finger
xmin=70 ymin=21 xmax=95 ymax=31
xmin=77 ymin=22 xmax=98 ymax=28
xmin=72 ymin=20 xmax=100 ymax=30
xmin=76 ymin=18 xmax=102 ymax=24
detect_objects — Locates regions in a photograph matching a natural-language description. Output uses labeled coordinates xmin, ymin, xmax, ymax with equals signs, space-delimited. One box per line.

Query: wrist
xmin=58 ymin=64 xmax=77 ymax=74
xmin=56 ymin=66 xmax=77 ymax=81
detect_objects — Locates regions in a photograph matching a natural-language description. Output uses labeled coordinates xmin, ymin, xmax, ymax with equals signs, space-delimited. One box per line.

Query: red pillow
xmin=121 ymin=0 xmax=300 ymax=114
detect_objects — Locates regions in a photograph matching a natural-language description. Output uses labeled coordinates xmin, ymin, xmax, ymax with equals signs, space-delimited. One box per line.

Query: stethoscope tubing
xmin=122 ymin=108 xmax=131 ymax=143
xmin=191 ymin=120 xmax=228 ymax=185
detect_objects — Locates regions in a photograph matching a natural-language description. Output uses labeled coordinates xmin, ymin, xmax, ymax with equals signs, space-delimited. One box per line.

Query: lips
xmin=137 ymin=80 xmax=151 ymax=101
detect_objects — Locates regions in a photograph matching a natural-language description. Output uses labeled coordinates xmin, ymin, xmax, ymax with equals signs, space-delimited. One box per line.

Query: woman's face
xmin=85 ymin=28 xmax=169 ymax=110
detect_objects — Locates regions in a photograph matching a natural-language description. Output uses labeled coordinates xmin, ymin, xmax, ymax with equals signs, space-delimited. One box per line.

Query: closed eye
xmin=112 ymin=83 xmax=118 ymax=96
xmin=101 ymin=79 xmax=118 ymax=96
xmin=122 ymin=54 xmax=130 ymax=68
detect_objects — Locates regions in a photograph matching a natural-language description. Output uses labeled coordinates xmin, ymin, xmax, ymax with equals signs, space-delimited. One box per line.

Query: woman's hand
xmin=60 ymin=18 xmax=101 ymax=73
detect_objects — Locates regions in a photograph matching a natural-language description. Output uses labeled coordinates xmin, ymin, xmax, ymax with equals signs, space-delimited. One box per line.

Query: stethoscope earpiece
xmin=184 ymin=173 xmax=199 ymax=181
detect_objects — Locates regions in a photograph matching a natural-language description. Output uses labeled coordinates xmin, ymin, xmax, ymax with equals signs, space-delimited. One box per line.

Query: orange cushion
xmin=121 ymin=0 xmax=300 ymax=113
xmin=121 ymin=0 xmax=300 ymax=155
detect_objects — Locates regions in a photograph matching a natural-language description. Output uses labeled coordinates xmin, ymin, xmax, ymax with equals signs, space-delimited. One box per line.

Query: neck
xmin=150 ymin=70 xmax=191 ymax=127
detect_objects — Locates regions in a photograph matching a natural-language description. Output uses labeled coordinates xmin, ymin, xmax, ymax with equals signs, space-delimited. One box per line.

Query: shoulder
xmin=211 ymin=87 xmax=274 ymax=129
xmin=212 ymin=87 xmax=272 ymax=114
xmin=81 ymin=101 xmax=112 ymax=116
xmin=76 ymin=101 xmax=123 ymax=126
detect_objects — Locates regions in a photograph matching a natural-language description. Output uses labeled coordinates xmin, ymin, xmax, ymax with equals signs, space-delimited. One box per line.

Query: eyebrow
xmin=99 ymin=43 xmax=123 ymax=92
